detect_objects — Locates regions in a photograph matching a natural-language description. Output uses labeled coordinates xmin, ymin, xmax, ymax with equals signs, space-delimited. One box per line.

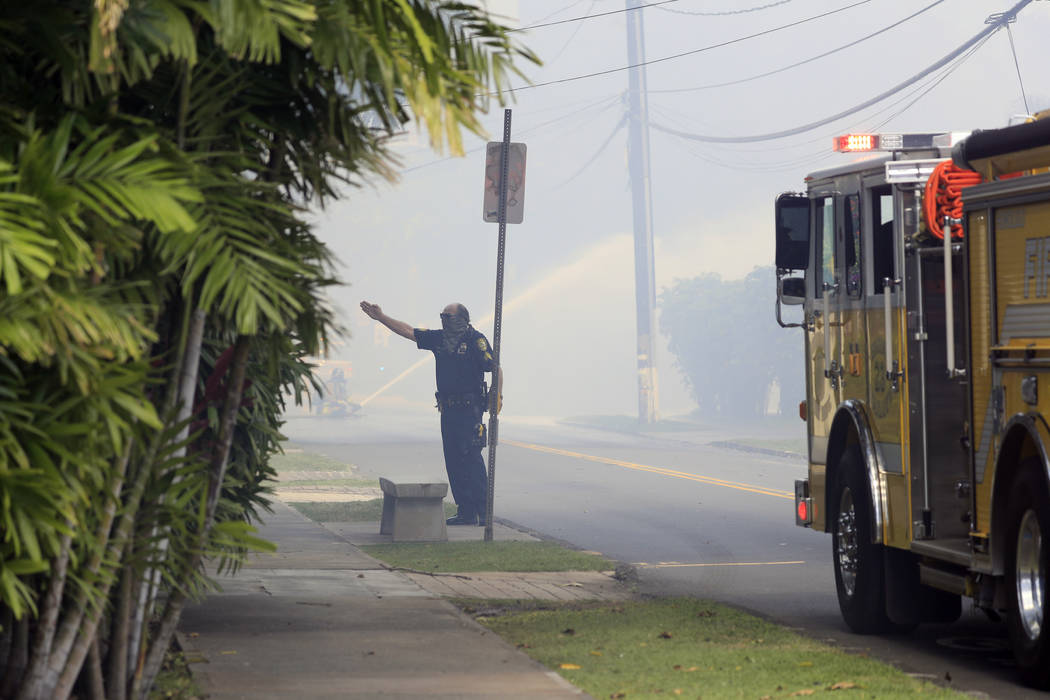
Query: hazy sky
xmin=309 ymin=0 xmax=1050 ymax=419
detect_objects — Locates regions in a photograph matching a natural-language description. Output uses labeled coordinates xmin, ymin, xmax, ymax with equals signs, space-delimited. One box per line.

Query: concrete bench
xmin=379 ymin=479 xmax=448 ymax=542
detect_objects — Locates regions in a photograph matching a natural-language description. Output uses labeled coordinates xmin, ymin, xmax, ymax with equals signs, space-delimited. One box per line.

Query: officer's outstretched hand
xmin=360 ymin=301 xmax=382 ymax=320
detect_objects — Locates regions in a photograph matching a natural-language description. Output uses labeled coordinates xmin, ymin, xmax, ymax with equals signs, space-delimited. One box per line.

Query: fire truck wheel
xmin=1005 ymin=468 xmax=1050 ymax=689
xmin=833 ymin=447 xmax=892 ymax=634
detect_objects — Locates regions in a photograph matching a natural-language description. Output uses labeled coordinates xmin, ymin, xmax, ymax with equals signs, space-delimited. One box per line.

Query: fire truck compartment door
xmin=808 ymin=194 xmax=841 ymax=463
xmin=864 ymin=182 xmax=905 ymax=475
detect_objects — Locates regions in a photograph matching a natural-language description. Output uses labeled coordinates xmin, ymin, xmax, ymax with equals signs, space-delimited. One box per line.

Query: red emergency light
xmin=833 ymin=134 xmax=878 ymax=152
xmin=797 ymin=500 xmax=809 ymax=523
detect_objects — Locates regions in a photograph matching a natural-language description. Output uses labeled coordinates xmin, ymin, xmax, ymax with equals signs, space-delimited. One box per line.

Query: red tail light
xmin=795 ymin=480 xmax=812 ymax=527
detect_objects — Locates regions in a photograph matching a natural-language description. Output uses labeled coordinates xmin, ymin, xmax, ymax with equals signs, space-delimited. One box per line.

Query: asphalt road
xmin=283 ymin=410 xmax=1043 ymax=699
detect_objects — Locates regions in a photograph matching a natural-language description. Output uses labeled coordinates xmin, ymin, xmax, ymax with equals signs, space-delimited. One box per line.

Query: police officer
xmin=360 ymin=301 xmax=502 ymax=525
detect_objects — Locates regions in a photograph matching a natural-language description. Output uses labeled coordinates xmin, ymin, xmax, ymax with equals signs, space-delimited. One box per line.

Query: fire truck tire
xmin=1005 ymin=468 xmax=1050 ymax=689
xmin=832 ymin=447 xmax=893 ymax=634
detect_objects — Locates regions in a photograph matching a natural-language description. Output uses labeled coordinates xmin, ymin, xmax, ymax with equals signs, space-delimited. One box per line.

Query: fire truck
xmin=774 ymin=114 xmax=1050 ymax=687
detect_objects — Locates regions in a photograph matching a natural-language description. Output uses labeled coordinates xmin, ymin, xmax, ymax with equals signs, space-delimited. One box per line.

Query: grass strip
xmin=276 ymin=477 xmax=379 ymax=488
xmin=289 ymin=498 xmax=455 ymax=522
xmin=467 ymin=598 xmax=965 ymax=699
xmin=361 ymin=540 xmax=615 ymax=573
xmin=149 ymin=647 xmax=203 ymax=700
xmin=271 ymin=447 xmax=356 ymax=472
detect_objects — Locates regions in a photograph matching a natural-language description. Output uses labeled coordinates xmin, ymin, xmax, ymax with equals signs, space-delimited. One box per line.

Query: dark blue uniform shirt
xmin=414 ymin=327 xmax=496 ymax=395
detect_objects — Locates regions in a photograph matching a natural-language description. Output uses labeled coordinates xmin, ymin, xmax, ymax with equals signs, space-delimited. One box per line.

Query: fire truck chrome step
xmin=910 ymin=538 xmax=972 ymax=568
xmin=918 ymin=562 xmax=970 ymax=597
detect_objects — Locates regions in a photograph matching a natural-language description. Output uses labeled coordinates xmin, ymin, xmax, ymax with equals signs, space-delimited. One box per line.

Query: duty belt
xmin=435 ymin=392 xmax=481 ymax=411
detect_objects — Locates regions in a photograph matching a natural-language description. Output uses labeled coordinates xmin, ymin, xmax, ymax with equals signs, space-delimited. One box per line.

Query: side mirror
xmin=779 ymin=276 xmax=805 ymax=306
xmin=775 ymin=193 xmax=810 ymax=271
xmin=776 ymin=271 xmax=805 ymax=329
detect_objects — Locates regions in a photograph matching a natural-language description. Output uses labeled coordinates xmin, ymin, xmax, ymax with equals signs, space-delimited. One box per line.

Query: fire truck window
xmin=816 ymin=197 xmax=835 ymax=293
xmin=845 ymin=194 xmax=861 ymax=298
xmin=871 ymin=187 xmax=894 ymax=294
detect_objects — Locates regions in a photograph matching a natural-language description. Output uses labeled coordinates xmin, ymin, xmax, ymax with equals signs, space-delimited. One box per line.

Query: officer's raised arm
xmin=359 ymin=301 xmax=416 ymax=341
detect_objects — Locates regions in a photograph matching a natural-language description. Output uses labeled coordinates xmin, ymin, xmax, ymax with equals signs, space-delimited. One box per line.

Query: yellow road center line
xmin=633 ymin=561 xmax=805 ymax=568
xmin=503 ymin=439 xmax=793 ymax=499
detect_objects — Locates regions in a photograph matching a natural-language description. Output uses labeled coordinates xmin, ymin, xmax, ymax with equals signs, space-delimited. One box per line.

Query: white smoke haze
xmin=301 ymin=0 xmax=1050 ymax=426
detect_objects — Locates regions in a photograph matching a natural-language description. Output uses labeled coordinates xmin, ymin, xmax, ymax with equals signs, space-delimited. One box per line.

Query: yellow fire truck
xmin=774 ymin=115 xmax=1050 ymax=687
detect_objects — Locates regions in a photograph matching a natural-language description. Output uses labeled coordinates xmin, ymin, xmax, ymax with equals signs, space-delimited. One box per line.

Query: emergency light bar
xmin=834 ymin=134 xmax=879 ymax=152
xmin=833 ymin=132 xmax=970 ymax=153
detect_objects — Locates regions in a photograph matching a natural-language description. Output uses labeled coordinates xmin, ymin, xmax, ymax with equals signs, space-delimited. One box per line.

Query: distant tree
xmin=659 ymin=266 xmax=804 ymax=420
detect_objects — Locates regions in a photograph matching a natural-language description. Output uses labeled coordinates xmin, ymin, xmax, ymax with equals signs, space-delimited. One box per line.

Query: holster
xmin=472 ymin=421 xmax=487 ymax=448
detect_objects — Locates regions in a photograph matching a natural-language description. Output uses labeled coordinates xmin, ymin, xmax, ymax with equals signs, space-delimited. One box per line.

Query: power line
xmin=650 ymin=114 xmax=836 ymax=172
xmin=400 ymin=94 xmax=622 ymax=175
xmin=513 ymin=0 xmax=798 ymax=32
xmin=545 ymin=0 xmax=600 ymax=65
xmin=652 ymin=27 xmax=993 ymax=168
xmin=645 ymin=0 xmax=1033 ymax=144
xmin=492 ymin=0 xmax=874 ymax=95
xmin=648 ymin=101 xmax=830 ymax=154
xmin=510 ymin=1 xmax=680 ymax=33
xmin=556 ymin=113 xmax=628 ymax=188
xmin=530 ymin=0 xmax=593 ymax=26
xmin=864 ymin=33 xmax=993 ymax=132
xmin=656 ymin=0 xmax=796 ymax=16
xmin=1002 ymin=21 xmax=1031 ymax=113
xmin=650 ymin=0 xmax=946 ymax=95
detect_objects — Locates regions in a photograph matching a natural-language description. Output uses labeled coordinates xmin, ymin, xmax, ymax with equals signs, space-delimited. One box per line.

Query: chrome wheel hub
xmin=836 ymin=487 xmax=858 ymax=597
xmin=1015 ymin=509 xmax=1045 ymax=642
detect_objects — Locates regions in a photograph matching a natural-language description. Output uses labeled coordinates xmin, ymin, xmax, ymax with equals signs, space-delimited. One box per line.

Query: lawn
xmin=469 ymin=598 xmax=967 ymax=699
xmin=361 ymin=541 xmax=616 ymax=573
xmin=270 ymin=446 xmax=356 ymax=472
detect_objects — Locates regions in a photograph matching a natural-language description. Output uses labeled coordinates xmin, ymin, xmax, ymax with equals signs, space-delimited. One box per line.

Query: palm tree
xmin=0 ymin=2 xmax=537 ymax=698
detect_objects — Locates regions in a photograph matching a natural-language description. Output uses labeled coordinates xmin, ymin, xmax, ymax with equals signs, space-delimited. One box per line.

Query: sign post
xmin=483 ymin=109 xmax=525 ymax=542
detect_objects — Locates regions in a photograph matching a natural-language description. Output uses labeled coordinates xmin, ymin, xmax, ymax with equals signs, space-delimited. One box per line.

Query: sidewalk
xmin=178 ymin=501 xmax=631 ymax=699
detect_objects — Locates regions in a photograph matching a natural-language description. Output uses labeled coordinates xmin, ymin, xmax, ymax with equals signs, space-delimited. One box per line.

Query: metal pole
xmin=484 ymin=108 xmax=511 ymax=542
xmin=626 ymin=0 xmax=658 ymax=424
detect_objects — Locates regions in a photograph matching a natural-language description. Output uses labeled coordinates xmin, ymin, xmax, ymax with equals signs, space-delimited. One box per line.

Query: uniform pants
xmin=439 ymin=406 xmax=488 ymax=518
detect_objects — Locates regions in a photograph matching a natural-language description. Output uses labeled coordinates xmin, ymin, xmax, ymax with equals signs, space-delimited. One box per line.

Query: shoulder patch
xmin=477 ymin=338 xmax=489 ymax=351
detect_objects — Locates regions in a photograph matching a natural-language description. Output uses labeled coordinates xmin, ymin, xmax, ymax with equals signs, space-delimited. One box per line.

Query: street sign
xmin=483 ymin=142 xmax=526 ymax=224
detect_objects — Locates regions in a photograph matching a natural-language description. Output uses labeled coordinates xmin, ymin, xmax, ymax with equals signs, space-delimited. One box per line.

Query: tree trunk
xmin=86 ymin=637 xmax=106 ymax=700
xmin=134 ymin=335 xmax=252 ymax=699
xmin=106 ymin=542 xmax=134 ymax=700
xmin=203 ymin=336 xmax=252 ymax=527
xmin=129 ymin=308 xmax=206 ymax=673
xmin=0 ymin=615 xmax=29 ymax=698
xmin=21 ymin=442 xmax=131 ymax=700
xmin=15 ymin=532 xmax=72 ymax=699
xmin=41 ymin=433 xmax=159 ymax=700
xmin=0 ymin=605 xmax=13 ymax=680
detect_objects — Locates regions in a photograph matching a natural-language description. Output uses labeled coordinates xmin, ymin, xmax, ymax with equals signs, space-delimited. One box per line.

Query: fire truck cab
xmin=775 ymin=116 xmax=1050 ymax=688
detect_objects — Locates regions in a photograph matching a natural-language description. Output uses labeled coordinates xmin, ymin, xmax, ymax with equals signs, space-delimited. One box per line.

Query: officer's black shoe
xmin=446 ymin=512 xmax=477 ymax=526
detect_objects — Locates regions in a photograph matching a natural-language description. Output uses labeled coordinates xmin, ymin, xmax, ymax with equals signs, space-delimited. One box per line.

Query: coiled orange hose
xmin=923 ymin=160 xmax=982 ymax=239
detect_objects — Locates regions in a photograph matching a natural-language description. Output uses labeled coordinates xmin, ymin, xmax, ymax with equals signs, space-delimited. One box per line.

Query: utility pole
xmin=625 ymin=0 xmax=658 ymax=424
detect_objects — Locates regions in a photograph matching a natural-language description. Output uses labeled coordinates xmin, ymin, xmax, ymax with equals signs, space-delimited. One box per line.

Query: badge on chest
xmin=457 ymin=342 xmax=467 ymax=354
